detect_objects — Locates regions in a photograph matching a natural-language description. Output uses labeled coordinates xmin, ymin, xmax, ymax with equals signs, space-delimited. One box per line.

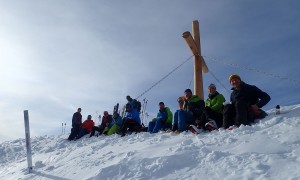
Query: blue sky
xmin=0 ymin=0 xmax=300 ymax=142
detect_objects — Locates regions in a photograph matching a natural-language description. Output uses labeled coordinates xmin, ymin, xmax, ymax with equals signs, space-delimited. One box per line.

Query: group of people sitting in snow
xmin=67 ymin=74 xmax=271 ymax=140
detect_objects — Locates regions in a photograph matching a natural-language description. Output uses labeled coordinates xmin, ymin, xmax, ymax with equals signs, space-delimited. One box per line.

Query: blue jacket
xmin=111 ymin=116 xmax=123 ymax=127
xmin=157 ymin=108 xmax=168 ymax=122
xmin=125 ymin=108 xmax=141 ymax=124
xmin=230 ymin=81 xmax=271 ymax=108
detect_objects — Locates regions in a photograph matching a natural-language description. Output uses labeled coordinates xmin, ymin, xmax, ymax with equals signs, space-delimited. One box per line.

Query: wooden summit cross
xmin=182 ymin=20 xmax=208 ymax=100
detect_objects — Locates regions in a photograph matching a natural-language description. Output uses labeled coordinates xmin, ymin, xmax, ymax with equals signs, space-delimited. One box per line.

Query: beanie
xmin=228 ymin=74 xmax=241 ymax=83
xmin=184 ymin=89 xmax=192 ymax=94
xmin=208 ymin=83 xmax=216 ymax=88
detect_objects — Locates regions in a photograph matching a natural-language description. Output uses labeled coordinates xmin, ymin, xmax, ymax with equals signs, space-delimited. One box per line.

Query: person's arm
xmin=253 ymin=86 xmax=271 ymax=108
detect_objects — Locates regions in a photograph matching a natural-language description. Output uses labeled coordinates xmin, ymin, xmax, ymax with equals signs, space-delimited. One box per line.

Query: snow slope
xmin=0 ymin=105 xmax=300 ymax=180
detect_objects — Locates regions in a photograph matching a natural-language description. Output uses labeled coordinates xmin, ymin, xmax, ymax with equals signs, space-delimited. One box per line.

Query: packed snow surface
xmin=1 ymin=105 xmax=300 ymax=180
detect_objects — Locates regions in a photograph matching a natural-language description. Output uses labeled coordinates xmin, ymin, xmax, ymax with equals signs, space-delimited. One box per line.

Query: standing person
xmin=201 ymin=84 xmax=226 ymax=131
xmin=76 ymin=115 xmax=95 ymax=139
xmin=68 ymin=108 xmax=82 ymax=141
xmin=126 ymin=96 xmax=137 ymax=110
xmin=120 ymin=103 xmax=141 ymax=137
xmin=90 ymin=111 xmax=113 ymax=137
xmin=126 ymin=95 xmax=142 ymax=112
xmin=173 ymin=89 xmax=205 ymax=133
xmin=148 ymin=102 xmax=168 ymax=133
xmin=223 ymin=74 xmax=271 ymax=129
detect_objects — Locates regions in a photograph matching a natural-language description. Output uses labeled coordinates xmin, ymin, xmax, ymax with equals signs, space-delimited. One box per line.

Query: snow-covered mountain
xmin=1 ymin=105 xmax=300 ymax=180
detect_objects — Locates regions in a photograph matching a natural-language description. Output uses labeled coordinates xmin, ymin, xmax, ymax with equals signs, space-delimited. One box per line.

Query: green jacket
xmin=165 ymin=107 xmax=173 ymax=125
xmin=183 ymin=95 xmax=205 ymax=118
xmin=205 ymin=92 xmax=225 ymax=114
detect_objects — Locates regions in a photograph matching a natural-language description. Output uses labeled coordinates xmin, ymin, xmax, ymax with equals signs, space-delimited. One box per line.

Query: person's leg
xmin=98 ymin=126 xmax=105 ymax=135
xmin=76 ymin=128 xmax=87 ymax=139
xmin=68 ymin=127 xmax=76 ymax=140
xmin=172 ymin=110 xmax=179 ymax=131
xmin=68 ymin=125 xmax=80 ymax=140
xmin=223 ymin=104 xmax=235 ymax=129
xmin=178 ymin=110 xmax=188 ymax=131
xmin=102 ymin=127 xmax=109 ymax=135
xmin=120 ymin=119 xmax=128 ymax=136
xmin=152 ymin=118 xmax=163 ymax=133
xmin=235 ymin=100 xmax=249 ymax=126
xmin=205 ymin=107 xmax=223 ymax=128
xmin=107 ymin=125 xmax=120 ymax=135
xmin=90 ymin=126 xmax=96 ymax=137
xmin=148 ymin=121 xmax=155 ymax=133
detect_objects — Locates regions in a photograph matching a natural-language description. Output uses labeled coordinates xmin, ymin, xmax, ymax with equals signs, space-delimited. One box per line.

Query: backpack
xmin=133 ymin=99 xmax=142 ymax=112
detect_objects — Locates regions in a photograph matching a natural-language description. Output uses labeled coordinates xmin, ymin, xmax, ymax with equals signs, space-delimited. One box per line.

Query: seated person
xmin=197 ymin=83 xmax=226 ymax=131
xmin=223 ymin=74 xmax=270 ymax=129
xmin=120 ymin=103 xmax=141 ymax=137
xmin=102 ymin=112 xmax=123 ymax=135
xmin=173 ymin=89 xmax=205 ymax=133
xmin=148 ymin=102 xmax=168 ymax=133
xmin=76 ymin=115 xmax=94 ymax=139
xmin=90 ymin=111 xmax=113 ymax=137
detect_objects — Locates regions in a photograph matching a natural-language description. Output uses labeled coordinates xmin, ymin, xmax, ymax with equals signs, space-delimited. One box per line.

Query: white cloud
xmin=0 ymin=0 xmax=300 ymax=142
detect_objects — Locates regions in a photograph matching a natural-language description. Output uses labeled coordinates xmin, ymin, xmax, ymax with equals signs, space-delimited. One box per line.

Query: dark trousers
xmin=120 ymin=119 xmax=140 ymax=136
xmin=90 ymin=126 xmax=105 ymax=137
xmin=200 ymin=107 xmax=223 ymax=128
xmin=68 ymin=124 xmax=81 ymax=140
xmin=76 ymin=128 xmax=89 ymax=139
xmin=223 ymin=100 xmax=249 ymax=129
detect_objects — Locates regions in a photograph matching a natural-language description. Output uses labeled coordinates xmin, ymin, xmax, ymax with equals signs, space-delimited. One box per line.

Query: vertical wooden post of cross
xmin=182 ymin=20 xmax=208 ymax=99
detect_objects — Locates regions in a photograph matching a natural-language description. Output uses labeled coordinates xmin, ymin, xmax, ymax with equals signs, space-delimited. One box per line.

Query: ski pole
xmin=64 ymin=123 xmax=66 ymax=134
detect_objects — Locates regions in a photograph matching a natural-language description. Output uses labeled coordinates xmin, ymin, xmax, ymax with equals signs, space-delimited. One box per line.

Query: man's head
xmin=177 ymin=97 xmax=184 ymax=104
xmin=208 ymin=83 xmax=217 ymax=95
xmin=103 ymin=111 xmax=109 ymax=117
xmin=159 ymin=102 xmax=165 ymax=110
xmin=77 ymin=108 xmax=82 ymax=113
xmin=184 ymin=89 xmax=193 ymax=100
xmin=229 ymin=74 xmax=241 ymax=89
xmin=87 ymin=115 xmax=92 ymax=120
xmin=126 ymin=95 xmax=132 ymax=101
xmin=125 ymin=103 xmax=132 ymax=112
xmin=113 ymin=112 xmax=119 ymax=119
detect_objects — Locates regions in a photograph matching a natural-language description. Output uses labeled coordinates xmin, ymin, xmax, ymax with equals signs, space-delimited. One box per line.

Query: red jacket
xmin=81 ymin=119 xmax=94 ymax=132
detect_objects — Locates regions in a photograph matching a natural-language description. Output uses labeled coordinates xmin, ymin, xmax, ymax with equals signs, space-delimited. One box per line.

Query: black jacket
xmin=230 ymin=81 xmax=271 ymax=108
xmin=183 ymin=95 xmax=205 ymax=118
xmin=72 ymin=112 xmax=82 ymax=127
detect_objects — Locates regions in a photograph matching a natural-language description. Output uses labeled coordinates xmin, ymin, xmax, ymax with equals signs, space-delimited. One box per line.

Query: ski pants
xmin=201 ymin=107 xmax=223 ymax=128
xmin=120 ymin=119 xmax=141 ymax=136
xmin=90 ymin=126 xmax=105 ymax=137
xmin=173 ymin=110 xmax=195 ymax=131
xmin=223 ymin=99 xmax=249 ymax=129
xmin=148 ymin=118 xmax=167 ymax=133
xmin=68 ymin=124 xmax=81 ymax=140
xmin=76 ymin=128 xmax=89 ymax=139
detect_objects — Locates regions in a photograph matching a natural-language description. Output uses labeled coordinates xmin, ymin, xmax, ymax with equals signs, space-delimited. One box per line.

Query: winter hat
xmin=184 ymin=89 xmax=192 ymax=94
xmin=208 ymin=83 xmax=216 ymax=89
xmin=228 ymin=74 xmax=241 ymax=83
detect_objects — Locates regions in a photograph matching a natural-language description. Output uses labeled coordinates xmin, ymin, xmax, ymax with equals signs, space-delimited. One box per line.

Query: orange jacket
xmin=81 ymin=119 xmax=94 ymax=133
